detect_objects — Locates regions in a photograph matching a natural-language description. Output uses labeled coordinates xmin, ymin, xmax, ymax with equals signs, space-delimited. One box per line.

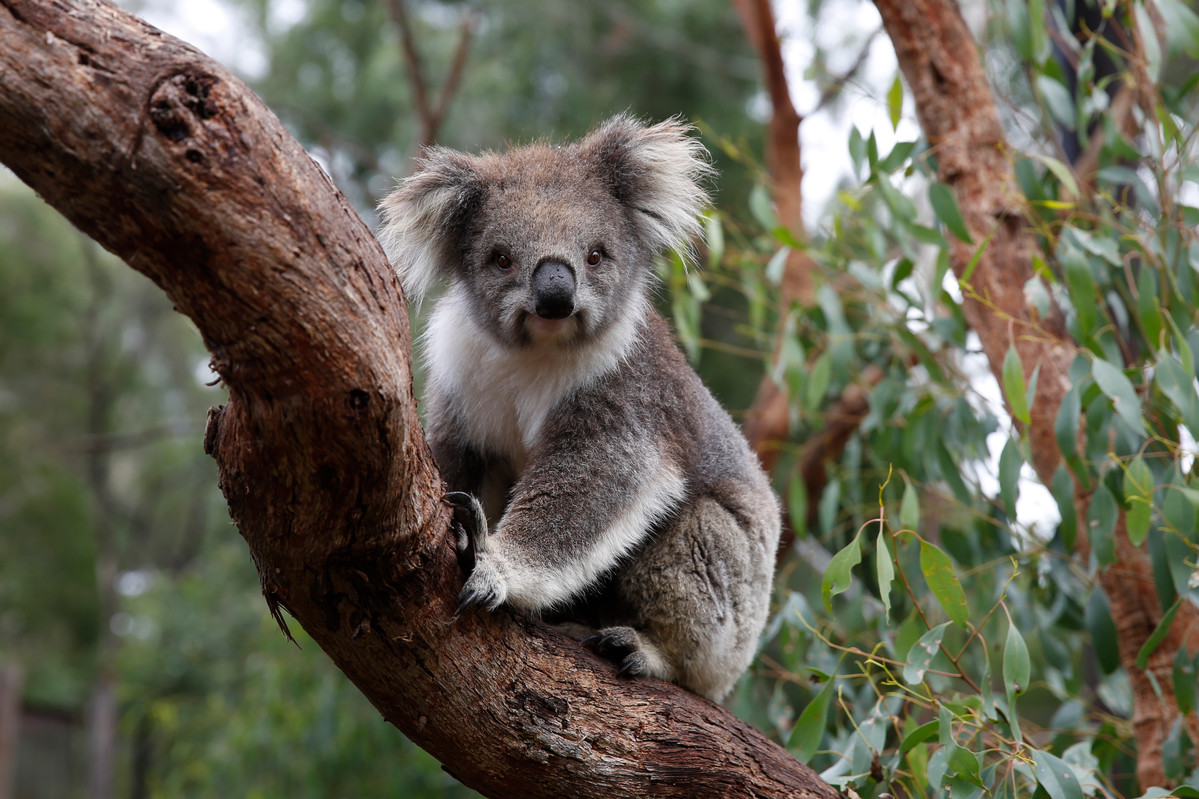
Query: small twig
xmin=386 ymin=0 xmax=475 ymax=150
xmin=808 ymin=27 xmax=882 ymax=116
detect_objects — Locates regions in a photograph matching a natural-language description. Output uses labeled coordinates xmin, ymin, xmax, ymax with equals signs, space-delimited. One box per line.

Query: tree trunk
xmin=732 ymin=0 xmax=819 ymax=480
xmin=0 ymin=665 xmax=21 ymax=799
xmin=0 ymin=1 xmax=837 ymax=797
xmin=872 ymin=0 xmax=1199 ymax=788
xmin=86 ymin=675 xmax=116 ymax=799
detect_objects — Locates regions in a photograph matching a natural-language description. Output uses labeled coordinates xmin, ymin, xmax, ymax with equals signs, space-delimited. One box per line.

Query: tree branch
xmin=732 ymin=0 xmax=821 ymax=482
xmin=0 ymin=1 xmax=837 ymax=796
xmin=386 ymin=0 xmax=475 ymax=151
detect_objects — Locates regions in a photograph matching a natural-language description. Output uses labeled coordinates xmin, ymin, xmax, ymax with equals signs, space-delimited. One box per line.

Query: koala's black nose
xmin=531 ymin=261 xmax=576 ymax=320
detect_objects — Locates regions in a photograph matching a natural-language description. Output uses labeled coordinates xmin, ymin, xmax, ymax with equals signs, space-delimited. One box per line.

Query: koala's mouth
xmin=522 ymin=311 xmax=579 ymax=343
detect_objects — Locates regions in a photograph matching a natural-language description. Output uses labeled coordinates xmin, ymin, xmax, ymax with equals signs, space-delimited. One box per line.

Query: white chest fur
xmin=422 ymin=288 xmax=641 ymax=473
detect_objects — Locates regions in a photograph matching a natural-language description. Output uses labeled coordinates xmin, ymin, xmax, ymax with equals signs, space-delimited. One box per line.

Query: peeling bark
xmin=873 ymin=0 xmax=1198 ymax=788
xmin=0 ymin=1 xmax=839 ymax=796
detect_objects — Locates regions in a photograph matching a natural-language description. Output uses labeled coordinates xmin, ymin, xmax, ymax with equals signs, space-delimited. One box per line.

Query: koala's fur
xmin=378 ymin=116 xmax=780 ymax=702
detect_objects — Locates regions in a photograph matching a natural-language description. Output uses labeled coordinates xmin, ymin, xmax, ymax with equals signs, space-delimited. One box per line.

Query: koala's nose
xmin=531 ymin=260 xmax=576 ymax=320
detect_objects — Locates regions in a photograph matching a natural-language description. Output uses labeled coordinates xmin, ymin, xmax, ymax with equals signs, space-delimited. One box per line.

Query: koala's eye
xmin=494 ymin=252 xmax=513 ymax=270
xmin=586 ymin=249 xmax=603 ymax=267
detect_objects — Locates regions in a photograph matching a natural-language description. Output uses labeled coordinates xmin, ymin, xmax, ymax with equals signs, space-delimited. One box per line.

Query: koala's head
xmin=377 ymin=116 xmax=712 ymax=349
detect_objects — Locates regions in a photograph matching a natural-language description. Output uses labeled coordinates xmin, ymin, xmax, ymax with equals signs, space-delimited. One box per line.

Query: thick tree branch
xmin=0 ymin=1 xmax=837 ymax=796
xmin=872 ymin=0 xmax=1198 ymax=788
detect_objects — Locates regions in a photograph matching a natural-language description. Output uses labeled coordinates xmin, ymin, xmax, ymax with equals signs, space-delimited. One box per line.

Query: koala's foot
xmin=587 ymin=626 xmax=672 ymax=681
xmin=445 ymin=492 xmax=507 ymax=614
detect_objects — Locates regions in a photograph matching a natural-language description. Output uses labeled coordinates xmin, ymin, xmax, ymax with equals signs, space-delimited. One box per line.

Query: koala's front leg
xmin=447 ymin=491 xmax=508 ymax=612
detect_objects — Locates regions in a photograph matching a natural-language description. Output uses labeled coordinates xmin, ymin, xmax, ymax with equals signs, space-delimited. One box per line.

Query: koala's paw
xmin=457 ymin=556 xmax=508 ymax=615
xmin=445 ymin=492 xmax=506 ymax=616
xmin=587 ymin=626 xmax=655 ymax=679
xmin=445 ymin=491 xmax=487 ymax=572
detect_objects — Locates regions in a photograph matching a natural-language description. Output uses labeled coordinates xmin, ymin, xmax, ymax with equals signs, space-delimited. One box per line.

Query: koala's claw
xmin=456 ymin=585 xmax=490 ymax=616
xmin=446 ymin=491 xmax=487 ymax=572
xmin=587 ymin=626 xmax=652 ymax=678
xmin=617 ymin=651 xmax=652 ymax=678
xmin=588 ymin=626 xmax=640 ymax=653
xmin=453 ymin=549 xmax=508 ymax=618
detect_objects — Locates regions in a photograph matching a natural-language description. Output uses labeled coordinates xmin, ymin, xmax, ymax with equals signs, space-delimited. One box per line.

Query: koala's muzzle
xmin=531 ymin=261 xmax=576 ymax=319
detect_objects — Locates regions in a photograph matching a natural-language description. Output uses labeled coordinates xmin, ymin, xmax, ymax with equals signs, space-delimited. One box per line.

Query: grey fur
xmin=378 ymin=116 xmax=781 ymax=702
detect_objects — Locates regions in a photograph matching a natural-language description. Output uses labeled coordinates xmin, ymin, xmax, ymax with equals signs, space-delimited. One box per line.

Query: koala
xmin=377 ymin=116 xmax=780 ymax=702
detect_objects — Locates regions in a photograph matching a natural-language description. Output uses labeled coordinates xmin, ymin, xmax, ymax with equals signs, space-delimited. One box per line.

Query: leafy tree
xmin=695 ymin=0 xmax=1199 ymax=795
xmin=3 ymin=0 xmax=1199 ymax=797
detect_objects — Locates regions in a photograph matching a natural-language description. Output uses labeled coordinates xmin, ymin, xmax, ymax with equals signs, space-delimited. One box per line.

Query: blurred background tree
xmin=2 ymin=0 xmax=1197 ymax=797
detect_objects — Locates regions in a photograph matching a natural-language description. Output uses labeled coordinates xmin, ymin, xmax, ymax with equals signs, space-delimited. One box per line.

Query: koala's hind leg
xmin=601 ymin=494 xmax=776 ymax=702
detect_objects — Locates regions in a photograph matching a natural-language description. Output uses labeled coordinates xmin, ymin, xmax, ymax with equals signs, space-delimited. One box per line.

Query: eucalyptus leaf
xmin=887 ymin=74 xmax=904 ymax=130
xmin=1122 ymin=456 xmax=1154 ymax=547
xmin=1061 ymin=242 xmax=1096 ymax=336
xmin=1051 ymin=466 xmax=1078 ymax=550
xmin=1085 ymin=589 xmax=1121 ymax=674
xmin=1155 ymin=355 xmax=1199 ymax=434
xmin=903 ymin=621 xmax=950 ymax=684
xmin=788 ymin=675 xmax=835 ymax=762
xmin=1055 ymin=383 xmax=1087 ymax=485
xmin=920 ymin=542 xmax=969 ymax=627
xmin=929 ymin=181 xmax=973 ymax=243
xmin=788 ymin=477 xmax=808 ymax=541
xmin=764 ymin=246 xmax=789 ymax=286
xmin=1174 ymin=646 xmax=1197 ymax=715
xmin=1087 ymin=484 xmax=1118 ymax=566
xmin=1004 ymin=621 xmax=1031 ymax=697
xmin=998 ymin=436 xmax=1022 ymax=518
xmin=1030 ymin=748 xmax=1085 ymax=799
xmin=805 ymin=350 xmax=832 ymax=413
xmin=1035 ymin=75 xmax=1077 ymax=130
xmin=1136 ymin=598 xmax=1182 ymax=669
xmin=1002 ymin=346 xmax=1030 ymax=426
xmin=900 ymin=478 xmax=921 ymax=531
xmin=876 ymin=529 xmax=895 ymax=620
xmin=1091 ymin=358 xmax=1146 ymax=434
xmin=821 ymin=532 xmax=862 ymax=612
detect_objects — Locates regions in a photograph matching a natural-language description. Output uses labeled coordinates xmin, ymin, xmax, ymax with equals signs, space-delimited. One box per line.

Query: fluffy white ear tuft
xmin=581 ymin=115 xmax=714 ymax=263
xmin=377 ymin=150 xmax=483 ymax=304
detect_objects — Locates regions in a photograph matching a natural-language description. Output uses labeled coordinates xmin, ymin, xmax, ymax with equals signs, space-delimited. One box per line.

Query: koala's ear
xmin=377 ymin=149 xmax=484 ymax=303
xmin=581 ymin=115 xmax=714 ymax=261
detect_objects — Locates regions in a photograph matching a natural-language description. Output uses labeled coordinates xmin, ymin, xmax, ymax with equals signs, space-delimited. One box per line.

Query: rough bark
xmin=873 ymin=0 xmax=1199 ymax=788
xmin=0 ymin=1 xmax=838 ymax=797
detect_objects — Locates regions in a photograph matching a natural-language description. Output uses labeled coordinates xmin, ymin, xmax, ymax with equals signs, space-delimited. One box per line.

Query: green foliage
xmin=190 ymin=0 xmax=761 ymax=209
xmin=117 ymin=540 xmax=477 ymax=799
xmin=0 ymin=186 xmax=220 ymax=709
xmin=710 ymin=2 xmax=1199 ymax=795
xmin=5 ymin=0 xmax=1199 ymax=795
